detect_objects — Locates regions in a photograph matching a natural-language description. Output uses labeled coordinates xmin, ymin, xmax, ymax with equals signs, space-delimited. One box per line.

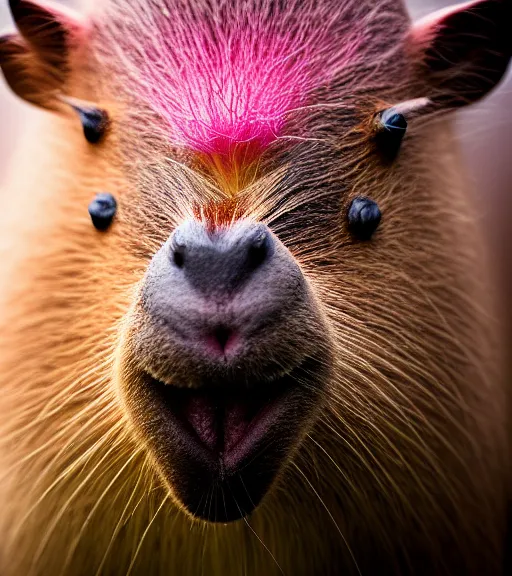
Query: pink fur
xmin=134 ymin=9 xmax=363 ymax=158
xmin=145 ymin=32 xmax=309 ymax=156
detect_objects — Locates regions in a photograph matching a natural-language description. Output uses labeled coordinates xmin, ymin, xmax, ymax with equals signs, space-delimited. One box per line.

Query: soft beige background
xmin=0 ymin=0 xmax=511 ymax=332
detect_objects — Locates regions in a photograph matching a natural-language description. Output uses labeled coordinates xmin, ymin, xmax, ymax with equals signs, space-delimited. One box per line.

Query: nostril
xmin=173 ymin=249 xmax=185 ymax=268
xmin=247 ymin=230 xmax=270 ymax=270
xmin=170 ymin=231 xmax=186 ymax=268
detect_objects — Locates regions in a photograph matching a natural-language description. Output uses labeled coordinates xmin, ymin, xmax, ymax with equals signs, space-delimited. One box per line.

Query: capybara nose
xmin=136 ymin=218 xmax=311 ymax=378
xmin=169 ymin=219 xmax=273 ymax=295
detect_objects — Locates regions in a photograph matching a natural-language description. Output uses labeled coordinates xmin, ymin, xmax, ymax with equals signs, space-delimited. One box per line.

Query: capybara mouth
xmin=129 ymin=359 xmax=324 ymax=523
xmin=145 ymin=374 xmax=294 ymax=469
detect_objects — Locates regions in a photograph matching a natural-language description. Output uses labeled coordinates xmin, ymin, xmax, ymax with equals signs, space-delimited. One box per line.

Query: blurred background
xmin=0 ymin=0 xmax=511 ymax=341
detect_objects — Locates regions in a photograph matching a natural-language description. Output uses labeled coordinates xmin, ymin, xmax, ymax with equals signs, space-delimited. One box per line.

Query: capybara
xmin=0 ymin=0 xmax=510 ymax=574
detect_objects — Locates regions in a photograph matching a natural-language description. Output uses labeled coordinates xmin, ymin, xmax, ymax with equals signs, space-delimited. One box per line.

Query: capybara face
xmin=96 ymin=0 xmax=511 ymax=523
xmin=0 ymin=0 xmax=510 ymax=574
xmin=96 ymin=0 xmax=413 ymax=521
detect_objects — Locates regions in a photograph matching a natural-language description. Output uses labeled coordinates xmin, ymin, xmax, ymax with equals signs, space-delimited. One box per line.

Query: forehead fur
xmin=91 ymin=0 xmax=410 ymax=158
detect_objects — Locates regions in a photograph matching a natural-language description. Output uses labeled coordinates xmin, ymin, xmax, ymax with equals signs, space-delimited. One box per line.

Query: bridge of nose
xmin=173 ymin=220 xmax=271 ymax=296
xmin=184 ymin=242 xmax=251 ymax=294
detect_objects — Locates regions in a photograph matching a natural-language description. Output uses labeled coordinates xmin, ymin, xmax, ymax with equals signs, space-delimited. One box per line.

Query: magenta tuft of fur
xmin=101 ymin=0 xmax=369 ymax=159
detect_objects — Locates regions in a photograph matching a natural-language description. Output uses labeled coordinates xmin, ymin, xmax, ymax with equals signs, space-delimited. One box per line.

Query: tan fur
xmin=0 ymin=1 xmax=508 ymax=574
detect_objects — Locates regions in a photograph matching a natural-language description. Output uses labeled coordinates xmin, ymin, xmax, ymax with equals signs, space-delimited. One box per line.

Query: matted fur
xmin=0 ymin=0 xmax=508 ymax=574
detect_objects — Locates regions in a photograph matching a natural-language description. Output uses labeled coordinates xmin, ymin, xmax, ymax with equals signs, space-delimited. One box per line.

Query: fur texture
xmin=0 ymin=0 xmax=509 ymax=574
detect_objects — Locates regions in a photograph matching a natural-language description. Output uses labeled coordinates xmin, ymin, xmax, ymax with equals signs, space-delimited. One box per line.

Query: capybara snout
xmin=120 ymin=218 xmax=334 ymax=522
xmin=133 ymin=218 xmax=320 ymax=380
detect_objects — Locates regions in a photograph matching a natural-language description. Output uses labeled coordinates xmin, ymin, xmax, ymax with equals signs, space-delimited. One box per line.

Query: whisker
xmin=232 ymin=480 xmax=285 ymax=576
xmin=94 ymin=460 xmax=148 ymax=576
xmin=30 ymin=436 xmax=129 ymax=570
xmin=126 ymin=494 xmax=169 ymax=576
xmin=62 ymin=448 xmax=143 ymax=572
xmin=292 ymin=462 xmax=362 ymax=576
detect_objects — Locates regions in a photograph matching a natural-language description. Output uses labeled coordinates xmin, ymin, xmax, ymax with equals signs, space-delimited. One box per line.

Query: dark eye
xmin=76 ymin=106 xmax=110 ymax=144
xmin=374 ymin=109 xmax=407 ymax=160
xmin=60 ymin=97 xmax=110 ymax=144
xmin=347 ymin=197 xmax=381 ymax=240
xmin=88 ymin=193 xmax=117 ymax=230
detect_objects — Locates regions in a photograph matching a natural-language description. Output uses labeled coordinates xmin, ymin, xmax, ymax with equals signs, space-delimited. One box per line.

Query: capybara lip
xmin=125 ymin=358 xmax=326 ymax=523
xmin=144 ymin=371 xmax=296 ymax=469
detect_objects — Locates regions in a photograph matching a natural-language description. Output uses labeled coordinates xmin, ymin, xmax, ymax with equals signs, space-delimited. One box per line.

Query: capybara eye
xmin=374 ymin=109 xmax=407 ymax=160
xmin=88 ymin=193 xmax=117 ymax=230
xmin=75 ymin=106 xmax=109 ymax=144
xmin=347 ymin=197 xmax=381 ymax=240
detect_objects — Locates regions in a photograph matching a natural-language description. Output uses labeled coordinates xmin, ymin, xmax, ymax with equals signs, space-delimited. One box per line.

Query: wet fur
xmin=0 ymin=0 xmax=508 ymax=574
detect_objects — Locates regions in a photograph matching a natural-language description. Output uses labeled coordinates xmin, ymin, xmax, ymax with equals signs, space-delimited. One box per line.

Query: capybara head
xmin=0 ymin=0 xmax=510 ymax=573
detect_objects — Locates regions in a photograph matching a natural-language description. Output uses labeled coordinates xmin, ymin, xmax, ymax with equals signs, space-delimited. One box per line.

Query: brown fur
xmin=0 ymin=0 xmax=509 ymax=574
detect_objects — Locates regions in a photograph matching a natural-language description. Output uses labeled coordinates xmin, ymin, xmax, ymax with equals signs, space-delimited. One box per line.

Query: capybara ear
xmin=407 ymin=0 xmax=511 ymax=108
xmin=0 ymin=0 xmax=86 ymax=110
